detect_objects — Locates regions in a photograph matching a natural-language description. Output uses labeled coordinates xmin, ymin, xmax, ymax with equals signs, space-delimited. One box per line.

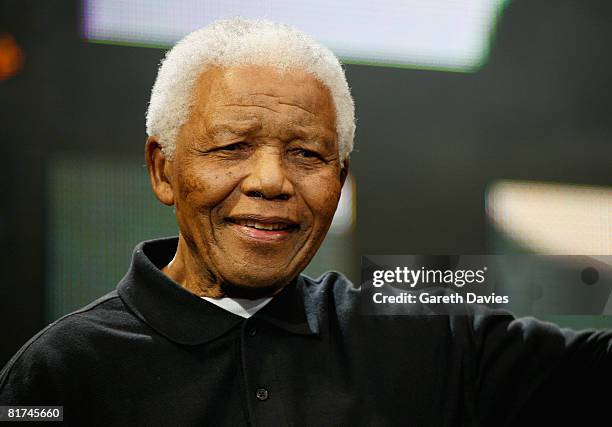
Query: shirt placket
xmin=240 ymin=318 xmax=288 ymax=426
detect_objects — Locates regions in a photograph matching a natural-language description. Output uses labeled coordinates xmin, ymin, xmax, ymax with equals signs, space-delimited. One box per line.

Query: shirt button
xmin=247 ymin=326 xmax=257 ymax=337
xmin=255 ymin=388 xmax=269 ymax=401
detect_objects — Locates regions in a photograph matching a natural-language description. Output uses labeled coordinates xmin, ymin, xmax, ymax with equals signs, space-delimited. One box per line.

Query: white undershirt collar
xmin=201 ymin=295 xmax=273 ymax=319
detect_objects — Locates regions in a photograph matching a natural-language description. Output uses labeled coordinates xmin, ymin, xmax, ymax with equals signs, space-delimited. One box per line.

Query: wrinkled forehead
xmin=190 ymin=64 xmax=337 ymax=128
xmin=222 ymin=65 xmax=331 ymax=108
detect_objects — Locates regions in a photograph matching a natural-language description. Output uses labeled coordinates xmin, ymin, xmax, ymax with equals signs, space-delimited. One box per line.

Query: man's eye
xmin=294 ymin=149 xmax=322 ymax=159
xmin=217 ymin=142 xmax=246 ymax=152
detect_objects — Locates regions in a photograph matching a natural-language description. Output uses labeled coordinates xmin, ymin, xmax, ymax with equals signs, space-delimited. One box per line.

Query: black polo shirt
xmin=1 ymin=237 xmax=611 ymax=426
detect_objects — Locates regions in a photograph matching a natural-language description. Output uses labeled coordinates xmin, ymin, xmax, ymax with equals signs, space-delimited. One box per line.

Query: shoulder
xmin=0 ymin=291 xmax=138 ymax=403
xmin=297 ymin=271 xmax=359 ymax=331
xmin=299 ymin=271 xmax=358 ymax=314
xmin=301 ymin=270 xmax=357 ymax=297
xmin=0 ymin=291 xmax=133 ymax=389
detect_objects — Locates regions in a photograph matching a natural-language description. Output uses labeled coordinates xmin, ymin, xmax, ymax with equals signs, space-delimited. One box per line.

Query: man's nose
xmin=240 ymin=148 xmax=294 ymax=201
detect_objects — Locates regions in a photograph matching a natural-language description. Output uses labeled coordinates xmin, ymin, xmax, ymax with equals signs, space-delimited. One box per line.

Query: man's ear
xmin=145 ymin=136 xmax=175 ymax=206
xmin=340 ymin=158 xmax=350 ymax=187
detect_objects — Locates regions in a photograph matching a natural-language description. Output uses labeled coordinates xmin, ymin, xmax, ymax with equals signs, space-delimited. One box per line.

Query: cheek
xmin=297 ymin=173 xmax=342 ymax=226
xmin=176 ymin=161 xmax=242 ymax=212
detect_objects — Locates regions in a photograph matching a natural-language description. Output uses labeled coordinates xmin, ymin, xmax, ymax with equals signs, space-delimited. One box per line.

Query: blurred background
xmin=1 ymin=0 xmax=611 ymax=366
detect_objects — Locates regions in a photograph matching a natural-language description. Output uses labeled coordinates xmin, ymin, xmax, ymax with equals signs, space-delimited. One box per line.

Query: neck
xmin=161 ymin=234 xmax=289 ymax=299
xmin=162 ymin=235 xmax=225 ymax=298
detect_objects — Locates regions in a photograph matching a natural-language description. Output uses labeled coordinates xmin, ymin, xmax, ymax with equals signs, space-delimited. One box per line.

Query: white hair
xmin=146 ymin=17 xmax=355 ymax=163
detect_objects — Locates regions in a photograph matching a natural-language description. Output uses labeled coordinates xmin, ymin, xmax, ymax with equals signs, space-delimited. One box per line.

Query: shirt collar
xmin=117 ymin=237 xmax=318 ymax=345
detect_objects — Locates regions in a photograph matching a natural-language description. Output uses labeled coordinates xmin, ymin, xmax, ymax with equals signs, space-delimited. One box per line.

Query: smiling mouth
xmin=226 ymin=216 xmax=300 ymax=241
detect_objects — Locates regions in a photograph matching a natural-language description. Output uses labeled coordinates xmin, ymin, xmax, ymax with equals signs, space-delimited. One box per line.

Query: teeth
xmin=234 ymin=219 xmax=290 ymax=231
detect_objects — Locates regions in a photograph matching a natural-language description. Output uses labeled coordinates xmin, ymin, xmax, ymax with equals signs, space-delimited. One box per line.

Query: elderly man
xmin=1 ymin=18 xmax=611 ymax=426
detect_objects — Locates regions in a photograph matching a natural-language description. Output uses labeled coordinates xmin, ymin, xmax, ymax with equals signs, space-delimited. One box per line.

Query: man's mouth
xmin=226 ymin=215 xmax=300 ymax=241
xmin=230 ymin=219 xmax=296 ymax=231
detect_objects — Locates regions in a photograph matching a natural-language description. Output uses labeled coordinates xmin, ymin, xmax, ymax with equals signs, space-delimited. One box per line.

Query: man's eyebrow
xmin=287 ymin=125 xmax=336 ymax=142
xmin=207 ymin=121 xmax=262 ymax=137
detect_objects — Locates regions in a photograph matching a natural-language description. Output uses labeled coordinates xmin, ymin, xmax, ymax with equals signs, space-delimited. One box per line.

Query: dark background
xmin=1 ymin=0 xmax=611 ymax=366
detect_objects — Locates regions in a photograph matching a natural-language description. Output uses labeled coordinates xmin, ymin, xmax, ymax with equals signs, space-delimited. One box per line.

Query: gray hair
xmin=146 ymin=17 xmax=355 ymax=163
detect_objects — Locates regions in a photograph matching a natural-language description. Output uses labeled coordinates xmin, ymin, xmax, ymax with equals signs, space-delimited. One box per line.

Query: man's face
xmin=163 ymin=64 xmax=345 ymax=293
